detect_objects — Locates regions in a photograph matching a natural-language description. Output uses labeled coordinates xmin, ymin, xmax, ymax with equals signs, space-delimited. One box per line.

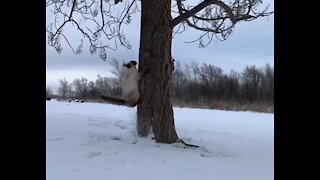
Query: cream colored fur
xmin=121 ymin=64 xmax=140 ymax=104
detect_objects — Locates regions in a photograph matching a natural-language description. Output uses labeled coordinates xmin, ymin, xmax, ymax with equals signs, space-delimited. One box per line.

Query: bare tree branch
xmin=50 ymin=0 xmax=77 ymax=43
xmin=173 ymin=0 xmax=272 ymax=28
xmin=47 ymin=0 xmax=273 ymax=58
xmin=172 ymin=21 xmax=186 ymax=38
xmin=172 ymin=0 xmax=237 ymax=28
xmin=118 ymin=0 xmax=136 ymax=32
xmin=100 ymin=0 xmax=105 ymax=26
xmin=172 ymin=0 xmax=273 ymax=45
xmin=47 ymin=0 xmax=139 ymax=60
xmin=117 ymin=0 xmax=136 ymax=47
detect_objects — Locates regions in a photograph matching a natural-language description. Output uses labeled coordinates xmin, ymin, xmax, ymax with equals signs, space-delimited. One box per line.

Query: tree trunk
xmin=137 ymin=0 xmax=178 ymax=143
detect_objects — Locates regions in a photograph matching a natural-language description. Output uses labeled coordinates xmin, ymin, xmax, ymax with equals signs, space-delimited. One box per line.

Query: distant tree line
xmin=54 ymin=75 xmax=122 ymax=100
xmin=47 ymin=59 xmax=273 ymax=112
xmin=171 ymin=61 xmax=273 ymax=112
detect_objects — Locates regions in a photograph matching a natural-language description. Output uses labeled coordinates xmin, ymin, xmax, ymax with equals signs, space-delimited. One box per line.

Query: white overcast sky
xmin=46 ymin=0 xmax=274 ymax=93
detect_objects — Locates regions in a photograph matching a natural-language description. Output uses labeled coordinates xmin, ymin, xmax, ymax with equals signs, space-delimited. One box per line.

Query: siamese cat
xmin=101 ymin=60 xmax=148 ymax=107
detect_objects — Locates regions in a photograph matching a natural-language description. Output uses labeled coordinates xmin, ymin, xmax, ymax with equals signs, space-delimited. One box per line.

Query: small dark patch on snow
xmin=110 ymin=136 xmax=121 ymax=141
xmin=46 ymin=137 xmax=63 ymax=141
xmin=87 ymin=152 xmax=102 ymax=158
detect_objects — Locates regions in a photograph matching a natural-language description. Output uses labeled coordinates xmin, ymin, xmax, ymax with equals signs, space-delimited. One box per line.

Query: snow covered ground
xmin=46 ymin=100 xmax=274 ymax=180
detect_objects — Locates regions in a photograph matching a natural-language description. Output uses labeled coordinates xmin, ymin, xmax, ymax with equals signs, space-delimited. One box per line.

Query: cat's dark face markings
xmin=123 ymin=61 xmax=137 ymax=68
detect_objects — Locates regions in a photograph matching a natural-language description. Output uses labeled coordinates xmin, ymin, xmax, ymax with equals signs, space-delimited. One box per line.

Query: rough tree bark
xmin=137 ymin=0 xmax=178 ymax=143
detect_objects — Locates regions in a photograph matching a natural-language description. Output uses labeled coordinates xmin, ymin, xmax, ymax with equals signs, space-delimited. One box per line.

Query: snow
xmin=46 ymin=100 xmax=274 ymax=180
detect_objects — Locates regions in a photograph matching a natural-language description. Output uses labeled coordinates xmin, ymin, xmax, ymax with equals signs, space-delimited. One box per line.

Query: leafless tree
xmin=172 ymin=61 xmax=188 ymax=100
xmin=108 ymin=58 xmax=125 ymax=80
xmin=72 ymin=77 xmax=89 ymax=99
xmin=47 ymin=0 xmax=273 ymax=143
xmin=226 ymin=70 xmax=240 ymax=100
xmin=241 ymin=65 xmax=262 ymax=101
xmin=189 ymin=60 xmax=200 ymax=82
xmin=88 ymin=80 xmax=100 ymax=97
xmin=46 ymin=86 xmax=54 ymax=97
xmin=57 ymin=78 xmax=73 ymax=99
xmin=95 ymin=75 xmax=121 ymax=96
xmin=258 ymin=63 xmax=273 ymax=103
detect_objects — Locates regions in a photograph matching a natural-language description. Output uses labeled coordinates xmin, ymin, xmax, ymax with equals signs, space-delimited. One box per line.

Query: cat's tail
xmin=100 ymin=95 xmax=137 ymax=107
